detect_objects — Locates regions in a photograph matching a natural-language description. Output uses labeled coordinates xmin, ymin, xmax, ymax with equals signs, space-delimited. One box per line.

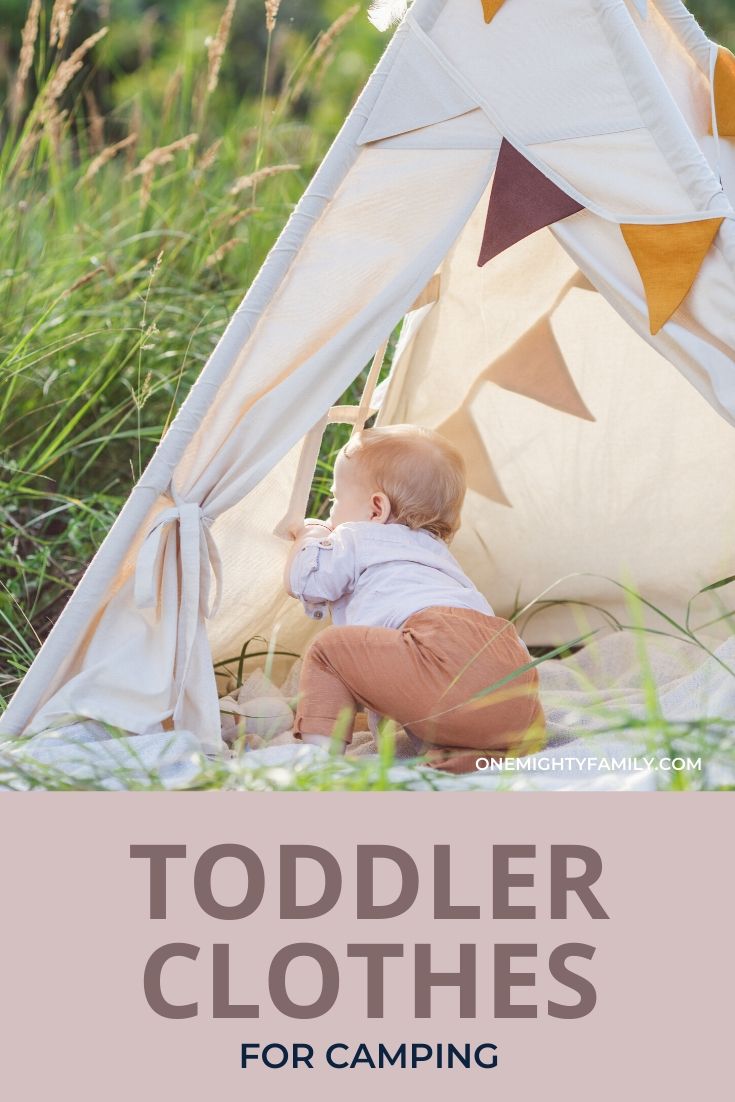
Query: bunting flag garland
xmin=436 ymin=406 xmax=511 ymax=506
xmin=478 ymin=139 xmax=584 ymax=266
xmin=435 ymin=272 xmax=598 ymax=507
xmin=711 ymin=46 xmax=735 ymax=137
xmin=481 ymin=0 xmax=506 ymax=23
xmin=486 ymin=315 xmax=596 ymax=421
xmin=620 ymin=218 xmax=724 ymax=335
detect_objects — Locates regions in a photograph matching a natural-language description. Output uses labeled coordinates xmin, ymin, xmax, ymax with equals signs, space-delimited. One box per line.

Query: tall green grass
xmin=0 ymin=0 xmax=382 ymax=704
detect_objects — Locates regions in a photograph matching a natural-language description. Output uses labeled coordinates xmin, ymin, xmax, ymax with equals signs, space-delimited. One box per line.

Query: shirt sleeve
xmin=289 ymin=526 xmax=359 ymax=619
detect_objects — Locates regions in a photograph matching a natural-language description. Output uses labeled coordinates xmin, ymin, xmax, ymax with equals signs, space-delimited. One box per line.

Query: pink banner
xmin=0 ymin=792 xmax=730 ymax=1099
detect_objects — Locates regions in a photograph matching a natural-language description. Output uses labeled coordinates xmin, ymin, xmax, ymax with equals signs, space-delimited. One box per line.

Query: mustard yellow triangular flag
xmin=712 ymin=46 xmax=735 ymax=137
xmin=481 ymin=0 xmax=506 ymax=24
xmin=620 ymin=219 xmax=723 ymax=335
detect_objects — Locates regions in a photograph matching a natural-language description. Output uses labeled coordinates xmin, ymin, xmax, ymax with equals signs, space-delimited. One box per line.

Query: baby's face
xmin=328 ymin=449 xmax=385 ymax=527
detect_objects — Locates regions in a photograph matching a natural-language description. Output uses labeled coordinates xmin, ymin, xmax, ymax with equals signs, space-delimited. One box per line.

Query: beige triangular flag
xmin=486 ymin=314 xmax=595 ymax=421
xmin=436 ymin=405 xmax=511 ymax=506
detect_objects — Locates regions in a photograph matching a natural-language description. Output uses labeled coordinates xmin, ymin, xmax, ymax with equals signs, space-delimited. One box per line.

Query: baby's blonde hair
xmin=342 ymin=424 xmax=466 ymax=542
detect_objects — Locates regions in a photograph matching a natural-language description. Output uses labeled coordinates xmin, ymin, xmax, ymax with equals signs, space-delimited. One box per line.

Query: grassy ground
xmin=1 ymin=1 xmax=734 ymax=790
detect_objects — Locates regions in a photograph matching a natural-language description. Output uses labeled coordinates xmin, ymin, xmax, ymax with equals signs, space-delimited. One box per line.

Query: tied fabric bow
xmin=133 ymin=490 xmax=223 ymax=717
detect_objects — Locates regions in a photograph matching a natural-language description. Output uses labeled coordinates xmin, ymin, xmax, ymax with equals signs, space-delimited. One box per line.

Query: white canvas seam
xmin=406 ymin=8 xmax=735 ymax=225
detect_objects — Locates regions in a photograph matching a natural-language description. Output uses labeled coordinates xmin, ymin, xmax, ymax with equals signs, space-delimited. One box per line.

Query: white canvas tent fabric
xmin=2 ymin=0 xmax=735 ymax=759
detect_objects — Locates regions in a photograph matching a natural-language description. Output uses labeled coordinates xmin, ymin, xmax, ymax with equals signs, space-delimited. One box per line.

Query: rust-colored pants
xmin=293 ymin=606 xmax=545 ymax=773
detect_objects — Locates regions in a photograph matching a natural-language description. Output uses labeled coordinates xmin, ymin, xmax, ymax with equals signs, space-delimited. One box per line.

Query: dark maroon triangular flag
xmin=478 ymin=138 xmax=584 ymax=266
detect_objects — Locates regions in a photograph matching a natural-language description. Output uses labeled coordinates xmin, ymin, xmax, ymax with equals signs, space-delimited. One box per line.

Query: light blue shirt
xmin=289 ymin=521 xmax=495 ymax=630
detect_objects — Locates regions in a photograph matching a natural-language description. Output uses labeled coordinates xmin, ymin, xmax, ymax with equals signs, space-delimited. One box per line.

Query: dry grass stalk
xmin=11 ymin=0 xmax=42 ymax=119
xmin=77 ymin=131 xmax=137 ymax=186
xmin=240 ymin=125 xmax=260 ymax=153
xmin=63 ymin=266 xmax=105 ymax=296
xmin=131 ymin=370 xmax=153 ymax=411
xmin=44 ymin=105 xmax=68 ymax=160
xmin=265 ymin=0 xmax=281 ymax=34
xmin=227 ymin=205 xmax=259 ymax=227
xmin=40 ymin=27 xmax=108 ymax=123
xmin=50 ymin=0 xmax=77 ymax=51
xmin=162 ymin=65 xmax=183 ymax=122
xmin=139 ymin=8 xmax=158 ymax=66
xmin=197 ymin=138 xmax=222 ymax=172
xmin=83 ymin=88 xmax=105 ymax=152
xmin=14 ymin=130 xmax=42 ymax=172
xmin=128 ymin=132 xmax=199 ymax=178
xmin=127 ymin=133 xmax=198 ymax=210
xmin=313 ymin=5 xmax=360 ymax=65
xmin=207 ymin=0 xmax=237 ymax=94
xmin=229 ymin=162 xmax=299 ymax=196
xmin=210 ymin=204 xmax=259 ymax=232
xmin=126 ymin=100 xmax=142 ymax=168
xmin=204 ymin=239 xmax=239 ymax=268
xmin=291 ymin=5 xmax=359 ymax=102
xmin=138 ymin=167 xmax=155 ymax=210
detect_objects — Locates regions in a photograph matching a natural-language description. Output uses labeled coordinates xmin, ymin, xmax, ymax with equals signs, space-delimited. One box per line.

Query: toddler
xmin=284 ymin=425 xmax=545 ymax=773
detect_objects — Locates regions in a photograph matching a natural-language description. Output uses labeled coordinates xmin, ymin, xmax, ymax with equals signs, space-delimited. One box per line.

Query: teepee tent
xmin=3 ymin=0 xmax=735 ymax=753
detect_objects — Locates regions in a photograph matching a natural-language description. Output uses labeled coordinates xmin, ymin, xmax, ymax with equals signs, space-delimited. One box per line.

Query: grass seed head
xmin=291 ymin=5 xmax=359 ymax=102
xmin=207 ymin=0 xmax=237 ymax=94
xmin=50 ymin=0 xmax=77 ymax=51
xmin=83 ymin=88 xmax=105 ymax=152
xmin=40 ymin=27 xmax=108 ymax=123
xmin=265 ymin=0 xmax=281 ymax=34
xmin=11 ymin=0 xmax=42 ymax=119
xmin=229 ymin=162 xmax=299 ymax=196
xmin=78 ymin=132 xmax=137 ymax=186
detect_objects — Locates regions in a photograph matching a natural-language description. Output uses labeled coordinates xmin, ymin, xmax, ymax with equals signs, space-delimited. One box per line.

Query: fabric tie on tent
xmin=481 ymin=0 xmax=506 ymax=23
xmin=134 ymin=492 xmax=223 ymax=723
xmin=478 ymin=139 xmax=584 ymax=266
xmin=620 ymin=218 xmax=725 ymax=334
xmin=712 ymin=46 xmax=735 ymax=137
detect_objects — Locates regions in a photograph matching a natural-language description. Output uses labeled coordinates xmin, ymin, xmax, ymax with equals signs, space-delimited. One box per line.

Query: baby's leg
xmin=294 ymin=614 xmax=545 ymax=771
xmin=401 ymin=609 xmax=546 ymax=772
xmin=294 ymin=623 xmax=431 ymax=748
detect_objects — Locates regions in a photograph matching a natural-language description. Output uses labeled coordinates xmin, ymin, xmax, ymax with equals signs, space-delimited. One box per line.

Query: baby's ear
xmin=370 ymin=491 xmax=392 ymax=524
